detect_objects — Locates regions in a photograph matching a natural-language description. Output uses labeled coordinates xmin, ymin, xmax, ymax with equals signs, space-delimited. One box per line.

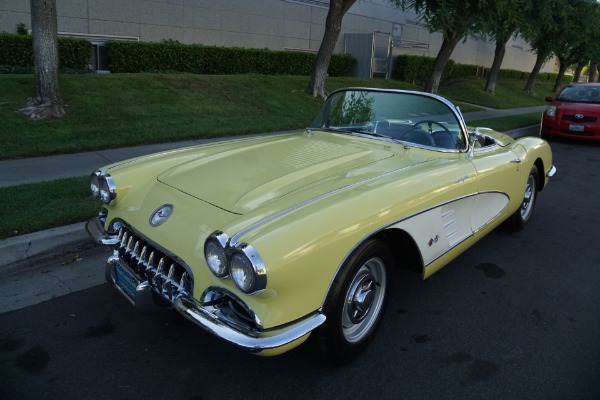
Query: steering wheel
xmin=410 ymin=120 xmax=451 ymax=135
xmin=408 ymin=120 xmax=456 ymax=148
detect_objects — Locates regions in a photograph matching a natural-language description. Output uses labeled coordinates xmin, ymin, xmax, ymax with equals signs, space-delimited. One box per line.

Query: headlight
xmin=90 ymin=171 xmax=101 ymax=199
xmin=230 ymin=245 xmax=266 ymax=294
xmin=546 ymin=105 xmax=556 ymax=117
xmin=205 ymin=237 xmax=229 ymax=278
xmin=90 ymin=171 xmax=117 ymax=206
xmin=99 ymin=175 xmax=117 ymax=205
xmin=204 ymin=232 xmax=267 ymax=295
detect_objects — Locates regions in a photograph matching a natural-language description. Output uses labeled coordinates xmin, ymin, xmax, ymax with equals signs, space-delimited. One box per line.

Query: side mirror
xmin=545 ymin=96 xmax=553 ymax=102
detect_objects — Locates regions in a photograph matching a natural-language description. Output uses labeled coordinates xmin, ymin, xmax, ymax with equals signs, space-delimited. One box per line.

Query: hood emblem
xmin=150 ymin=204 xmax=174 ymax=226
xmin=575 ymin=113 xmax=584 ymax=119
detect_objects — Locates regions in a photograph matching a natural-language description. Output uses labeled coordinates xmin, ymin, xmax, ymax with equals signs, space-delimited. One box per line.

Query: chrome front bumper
xmin=89 ymin=217 xmax=326 ymax=353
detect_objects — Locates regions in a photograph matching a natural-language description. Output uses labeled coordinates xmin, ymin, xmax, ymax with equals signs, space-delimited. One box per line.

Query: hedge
xmin=394 ymin=55 xmax=455 ymax=83
xmin=105 ymin=41 xmax=356 ymax=76
xmin=0 ymin=33 xmax=92 ymax=70
xmin=395 ymin=54 xmax=574 ymax=85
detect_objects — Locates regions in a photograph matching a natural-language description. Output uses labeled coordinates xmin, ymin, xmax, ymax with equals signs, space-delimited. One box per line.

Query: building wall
xmin=0 ymin=0 xmax=555 ymax=74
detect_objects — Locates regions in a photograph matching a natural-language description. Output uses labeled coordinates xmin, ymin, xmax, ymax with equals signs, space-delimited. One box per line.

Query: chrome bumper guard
xmin=175 ymin=297 xmax=326 ymax=353
xmin=91 ymin=217 xmax=326 ymax=353
xmin=86 ymin=217 xmax=119 ymax=245
xmin=547 ymin=164 xmax=557 ymax=178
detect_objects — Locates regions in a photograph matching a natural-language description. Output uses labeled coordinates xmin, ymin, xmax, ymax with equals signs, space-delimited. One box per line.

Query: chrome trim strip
xmin=174 ymin=296 xmax=326 ymax=353
xmin=338 ymin=130 xmax=464 ymax=154
xmin=230 ymin=160 xmax=433 ymax=245
xmin=422 ymin=234 xmax=473 ymax=267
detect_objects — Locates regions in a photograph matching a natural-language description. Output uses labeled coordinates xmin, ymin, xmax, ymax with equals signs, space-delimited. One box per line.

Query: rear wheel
xmin=509 ymin=165 xmax=538 ymax=231
xmin=317 ymin=238 xmax=392 ymax=363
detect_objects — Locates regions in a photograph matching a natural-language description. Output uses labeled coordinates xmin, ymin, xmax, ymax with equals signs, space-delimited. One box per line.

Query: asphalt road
xmin=1 ymin=138 xmax=599 ymax=400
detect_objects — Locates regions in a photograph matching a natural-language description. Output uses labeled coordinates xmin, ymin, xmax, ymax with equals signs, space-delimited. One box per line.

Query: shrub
xmin=16 ymin=23 xmax=28 ymax=35
xmin=394 ymin=55 xmax=455 ymax=84
xmin=496 ymin=69 xmax=524 ymax=80
xmin=0 ymin=33 xmax=91 ymax=71
xmin=105 ymin=41 xmax=356 ymax=76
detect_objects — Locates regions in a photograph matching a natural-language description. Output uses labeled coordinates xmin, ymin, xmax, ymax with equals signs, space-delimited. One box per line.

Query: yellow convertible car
xmin=87 ymin=88 xmax=555 ymax=362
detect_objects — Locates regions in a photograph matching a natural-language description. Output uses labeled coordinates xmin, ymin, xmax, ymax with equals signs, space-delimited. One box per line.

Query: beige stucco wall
xmin=0 ymin=0 xmax=555 ymax=73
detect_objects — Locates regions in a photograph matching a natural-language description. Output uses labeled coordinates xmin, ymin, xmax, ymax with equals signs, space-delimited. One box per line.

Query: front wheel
xmin=317 ymin=239 xmax=392 ymax=363
xmin=508 ymin=165 xmax=538 ymax=231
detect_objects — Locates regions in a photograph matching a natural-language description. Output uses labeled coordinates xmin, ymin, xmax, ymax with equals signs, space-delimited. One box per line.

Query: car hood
xmin=555 ymin=101 xmax=600 ymax=115
xmin=157 ymin=132 xmax=410 ymax=214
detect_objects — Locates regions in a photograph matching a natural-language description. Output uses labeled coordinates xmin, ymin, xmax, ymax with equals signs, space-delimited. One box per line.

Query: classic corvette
xmin=87 ymin=88 xmax=555 ymax=362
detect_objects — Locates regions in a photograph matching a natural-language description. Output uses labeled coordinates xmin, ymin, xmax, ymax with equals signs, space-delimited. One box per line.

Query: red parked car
xmin=541 ymin=82 xmax=600 ymax=141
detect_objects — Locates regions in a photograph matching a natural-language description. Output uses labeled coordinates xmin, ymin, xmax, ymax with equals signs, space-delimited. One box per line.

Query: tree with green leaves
xmin=308 ymin=0 xmax=357 ymax=99
xmin=519 ymin=0 xmax=579 ymax=94
xmin=19 ymin=0 xmax=65 ymax=120
xmin=549 ymin=0 xmax=600 ymax=91
xmin=482 ymin=0 xmax=524 ymax=94
xmin=391 ymin=0 xmax=491 ymax=93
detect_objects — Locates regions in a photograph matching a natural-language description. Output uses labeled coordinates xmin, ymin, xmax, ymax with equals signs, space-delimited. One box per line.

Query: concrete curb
xmin=0 ymin=222 xmax=97 ymax=276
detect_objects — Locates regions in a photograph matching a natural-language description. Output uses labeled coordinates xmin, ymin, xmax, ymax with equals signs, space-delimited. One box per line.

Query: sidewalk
xmin=0 ymin=106 xmax=545 ymax=272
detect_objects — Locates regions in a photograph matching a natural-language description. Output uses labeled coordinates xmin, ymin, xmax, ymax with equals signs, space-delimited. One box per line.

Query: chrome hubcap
xmin=342 ymin=258 xmax=386 ymax=343
xmin=520 ymin=174 xmax=536 ymax=220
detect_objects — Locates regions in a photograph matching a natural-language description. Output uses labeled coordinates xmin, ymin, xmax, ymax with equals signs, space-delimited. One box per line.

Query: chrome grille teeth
xmin=180 ymin=272 xmax=192 ymax=296
xmin=114 ymin=227 xmax=193 ymax=304
xmin=138 ymin=245 xmax=149 ymax=275
xmin=121 ymin=231 xmax=129 ymax=247
xmin=126 ymin=236 xmax=134 ymax=254
xmin=132 ymin=241 xmax=141 ymax=260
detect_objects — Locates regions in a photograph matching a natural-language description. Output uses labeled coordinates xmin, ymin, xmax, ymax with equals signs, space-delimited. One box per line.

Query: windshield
xmin=310 ymin=89 xmax=467 ymax=150
xmin=556 ymin=86 xmax=600 ymax=104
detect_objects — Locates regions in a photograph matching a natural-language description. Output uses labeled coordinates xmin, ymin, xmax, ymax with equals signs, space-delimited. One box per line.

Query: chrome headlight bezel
xmin=230 ymin=244 xmax=266 ymax=294
xmin=90 ymin=170 xmax=117 ymax=206
xmin=90 ymin=171 xmax=101 ymax=199
xmin=203 ymin=231 xmax=267 ymax=295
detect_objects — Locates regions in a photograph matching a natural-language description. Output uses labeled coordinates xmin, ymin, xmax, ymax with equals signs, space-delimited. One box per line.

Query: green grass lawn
xmin=469 ymin=112 xmax=542 ymax=132
xmin=0 ymin=74 xmax=420 ymax=160
xmin=0 ymin=73 xmax=556 ymax=239
xmin=0 ymin=176 xmax=98 ymax=239
xmin=0 ymin=74 xmax=553 ymax=160
xmin=439 ymin=77 xmax=556 ymax=108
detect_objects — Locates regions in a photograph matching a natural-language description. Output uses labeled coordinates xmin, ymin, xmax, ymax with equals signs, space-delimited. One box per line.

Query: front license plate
xmin=569 ymin=124 xmax=585 ymax=132
xmin=114 ymin=262 xmax=140 ymax=300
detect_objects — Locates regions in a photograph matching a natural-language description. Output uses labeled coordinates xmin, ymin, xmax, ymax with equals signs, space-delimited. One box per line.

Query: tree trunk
xmin=573 ymin=63 xmax=584 ymax=82
xmin=20 ymin=0 xmax=65 ymax=120
xmin=485 ymin=37 xmax=509 ymax=95
xmin=524 ymin=52 xmax=547 ymax=94
xmin=552 ymin=61 xmax=568 ymax=93
xmin=589 ymin=63 xmax=598 ymax=83
xmin=308 ymin=0 xmax=357 ymax=99
xmin=424 ymin=31 xmax=462 ymax=94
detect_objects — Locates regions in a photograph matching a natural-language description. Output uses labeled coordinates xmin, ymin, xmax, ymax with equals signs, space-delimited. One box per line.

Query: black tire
xmin=508 ymin=165 xmax=538 ymax=231
xmin=317 ymin=238 xmax=392 ymax=364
